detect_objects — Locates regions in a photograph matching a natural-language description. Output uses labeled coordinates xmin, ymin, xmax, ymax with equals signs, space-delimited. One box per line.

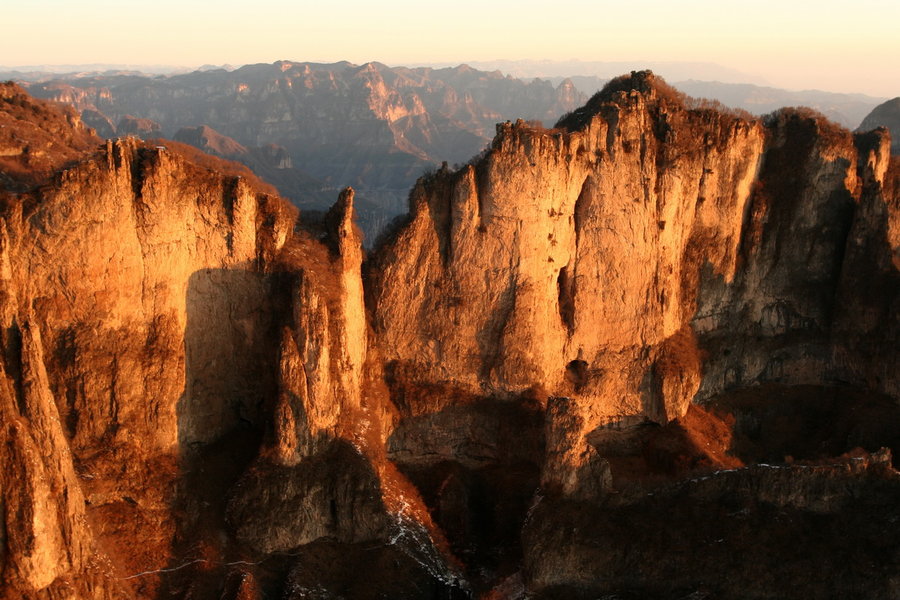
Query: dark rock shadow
xmin=155 ymin=268 xmax=468 ymax=599
xmin=691 ymin=126 xmax=900 ymax=414
xmin=154 ymin=266 xmax=291 ymax=599
xmin=176 ymin=267 xmax=288 ymax=449
xmin=384 ymin=376 xmax=545 ymax=594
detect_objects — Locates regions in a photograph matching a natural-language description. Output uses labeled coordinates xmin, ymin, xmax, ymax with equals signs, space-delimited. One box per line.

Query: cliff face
xmin=368 ymin=73 xmax=900 ymax=596
xmin=1 ymin=74 xmax=899 ymax=600
xmin=370 ymin=72 xmax=896 ymax=493
xmin=372 ymin=74 xmax=763 ymax=405
xmin=0 ymin=129 xmax=292 ymax=596
xmin=0 ymin=85 xmax=464 ymax=599
xmin=858 ymin=97 xmax=900 ymax=154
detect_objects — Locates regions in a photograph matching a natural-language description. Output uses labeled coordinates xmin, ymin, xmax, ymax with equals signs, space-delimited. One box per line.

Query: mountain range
xmin=0 ymin=70 xmax=898 ymax=599
xmin=12 ymin=61 xmax=891 ymax=240
xmin=18 ymin=61 xmax=582 ymax=230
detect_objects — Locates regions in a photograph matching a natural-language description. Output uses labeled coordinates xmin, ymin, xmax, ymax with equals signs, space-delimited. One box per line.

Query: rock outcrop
xmin=369 ymin=72 xmax=899 ymax=495
xmin=0 ymin=86 xmax=461 ymax=599
xmin=858 ymin=96 xmax=900 ymax=154
xmin=1 ymin=73 xmax=899 ymax=599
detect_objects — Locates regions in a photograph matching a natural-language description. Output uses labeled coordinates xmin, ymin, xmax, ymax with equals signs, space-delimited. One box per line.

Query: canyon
xmin=20 ymin=60 xmax=887 ymax=241
xmin=0 ymin=70 xmax=898 ymax=599
xmin=20 ymin=61 xmax=585 ymax=233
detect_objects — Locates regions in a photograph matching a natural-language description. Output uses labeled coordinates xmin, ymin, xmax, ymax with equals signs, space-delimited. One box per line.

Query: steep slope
xmin=0 ymin=87 xmax=463 ymax=599
xmin=368 ymin=72 xmax=900 ymax=596
xmin=370 ymin=72 xmax=770 ymax=492
xmin=858 ymin=97 xmax=900 ymax=154
xmin=0 ymin=82 xmax=99 ymax=190
xmin=2 ymin=74 xmax=899 ymax=600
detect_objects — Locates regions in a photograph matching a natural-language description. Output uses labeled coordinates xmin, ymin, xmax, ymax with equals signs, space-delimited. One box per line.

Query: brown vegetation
xmin=0 ymin=81 xmax=100 ymax=191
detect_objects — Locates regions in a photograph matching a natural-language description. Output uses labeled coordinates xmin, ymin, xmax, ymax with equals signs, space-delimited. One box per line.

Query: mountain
xmin=439 ymin=59 xmax=766 ymax=85
xmin=858 ymin=97 xmax=900 ymax=154
xmin=1 ymin=74 xmax=899 ymax=599
xmin=542 ymin=75 xmax=886 ymax=129
xmin=21 ymin=61 xmax=585 ymax=219
xmin=172 ymin=124 xmax=337 ymax=208
xmin=440 ymin=60 xmax=888 ymax=128
xmin=673 ymin=80 xmax=888 ymax=129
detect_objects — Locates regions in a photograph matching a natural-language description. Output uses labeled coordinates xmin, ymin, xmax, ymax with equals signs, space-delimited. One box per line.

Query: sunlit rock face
xmin=0 ymin=84 xmax=463 ymax=599
xmin=369 ymin=72 xmax=899 ymax=498
xmin=370 ymin=72 xmax=761 ymax=493
xmin=2 ymin=73 xmax=900 ymax=600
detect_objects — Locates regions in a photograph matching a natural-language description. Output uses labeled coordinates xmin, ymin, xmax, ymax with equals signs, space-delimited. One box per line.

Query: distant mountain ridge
xmin=17 ymin=59 xmax=891 ymax=240
xmin=539 ymin=76 xmax=886 ymax=129
xmin=20 ymin=61 xmax=584 ymax=227
xmin=858 ymin=97 xmax=900 ymax=154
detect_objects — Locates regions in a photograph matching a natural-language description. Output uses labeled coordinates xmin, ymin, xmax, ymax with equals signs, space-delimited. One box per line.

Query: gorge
xmin=0 ymin=70 xmax=898 ymax=599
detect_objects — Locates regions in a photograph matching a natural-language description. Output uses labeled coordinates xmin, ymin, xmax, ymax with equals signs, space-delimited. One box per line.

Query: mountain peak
xmin=554 ymin=70 xmax=689 ymax=131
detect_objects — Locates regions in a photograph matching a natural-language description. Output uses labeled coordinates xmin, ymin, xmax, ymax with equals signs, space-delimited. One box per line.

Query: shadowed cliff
xmin=1 ymin=74 xmax=899 ymax=600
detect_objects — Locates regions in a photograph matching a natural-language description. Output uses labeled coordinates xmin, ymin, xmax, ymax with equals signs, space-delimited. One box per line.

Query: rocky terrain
xmin=21 ymin=61 xmax=584 ymax=226
xmin=0 ymin=72 xmax=898 ymax=599
xmin=859 ymin=97 xmax=900 ymax=154
xmin=547 ymin=76 xmax=885 ymax=130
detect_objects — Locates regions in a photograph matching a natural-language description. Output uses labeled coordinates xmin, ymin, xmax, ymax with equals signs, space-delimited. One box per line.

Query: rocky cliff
xmin=24 ymin=62 xmax=585 ymax=219
xmin=1 ymin=73 xmax=899 ymax=600
xmin=369 ymin=72 xmax=899 ymax=497
xmin=858 ymin=96 xmax=900 ymax=154
xmin=0 ymin=82 xmax=462 ymax=599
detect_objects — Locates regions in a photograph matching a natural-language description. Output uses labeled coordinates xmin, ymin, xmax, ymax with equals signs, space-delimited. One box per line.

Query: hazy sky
xmin=4 ymin=0 xmax=898 ymax=97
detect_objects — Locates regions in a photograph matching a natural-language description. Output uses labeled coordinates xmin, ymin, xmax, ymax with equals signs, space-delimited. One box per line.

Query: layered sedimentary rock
xmin=0 ymin=83 xmax=461 ymax=599
xmin=369 ymin=72 xmax=899 ymax=496
xmin=1 ymin=72 xmax=899 ymax=600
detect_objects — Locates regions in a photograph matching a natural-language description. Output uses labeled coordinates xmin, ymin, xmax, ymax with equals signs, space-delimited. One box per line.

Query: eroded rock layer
xmin=1 ymin=73 xmax=899 ymax=599
xmin=369 ymin=71 xmax=899 ymax=497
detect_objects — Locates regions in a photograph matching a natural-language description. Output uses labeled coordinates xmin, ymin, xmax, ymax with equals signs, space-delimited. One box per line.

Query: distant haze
xmin=4 ymin=0 xmax=899 ymax=97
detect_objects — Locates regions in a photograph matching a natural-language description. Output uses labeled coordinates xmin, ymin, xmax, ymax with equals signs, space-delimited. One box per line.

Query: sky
xmin=3 ymin=0 xmax=898 ymax=97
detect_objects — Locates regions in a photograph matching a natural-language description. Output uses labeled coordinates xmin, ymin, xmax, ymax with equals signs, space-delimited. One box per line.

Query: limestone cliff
xmin=369 ymin=72 xmax=899 ymax=497
xmin=1 ymin=73 xmax=899 ymax=600
xmin=0 ymin=86 xmax=461 ymax=599
xmin=0 ymin=125 xmax=293 ymax=596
